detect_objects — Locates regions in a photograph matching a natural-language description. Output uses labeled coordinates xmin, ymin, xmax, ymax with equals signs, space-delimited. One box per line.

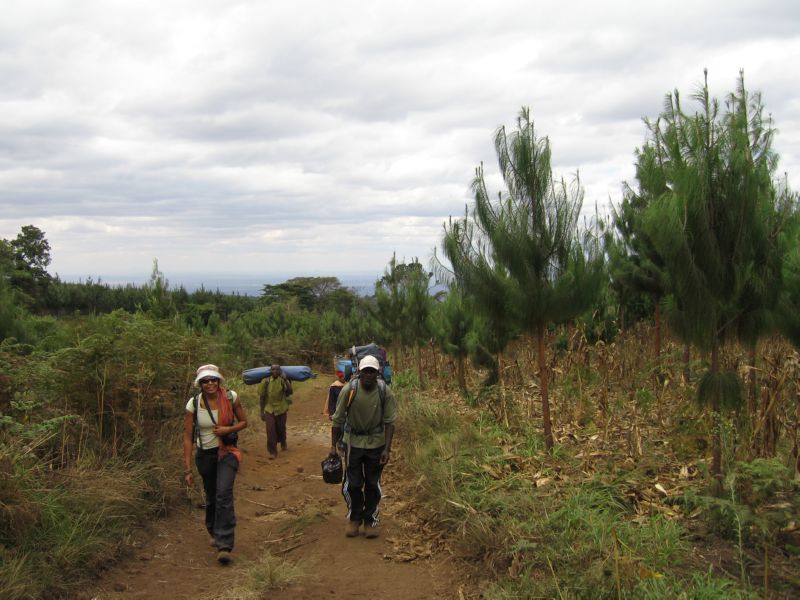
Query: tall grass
xmin=396 ymin=389 xmax=763 ymax=598
xmin=0 ymin=446 xmax=178 ymax=599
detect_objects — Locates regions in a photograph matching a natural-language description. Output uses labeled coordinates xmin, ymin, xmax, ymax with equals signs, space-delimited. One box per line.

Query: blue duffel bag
xmin=242 ymin=365 xmax=314 ymax=385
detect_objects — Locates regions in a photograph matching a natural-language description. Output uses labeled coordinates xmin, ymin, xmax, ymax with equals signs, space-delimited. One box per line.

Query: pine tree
xmin=641 ymin=71 xmax=790 ymax=488
xmin=445 ymin=107 xmax=602 ymax=448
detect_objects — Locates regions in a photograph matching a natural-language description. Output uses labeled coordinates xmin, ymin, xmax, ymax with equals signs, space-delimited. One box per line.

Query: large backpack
xmin=339 ymin=343 xmax=393 ymax=384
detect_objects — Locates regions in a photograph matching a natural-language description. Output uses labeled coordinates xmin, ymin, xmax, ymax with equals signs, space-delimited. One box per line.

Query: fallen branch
xmin=242 ymin=498 xmax=279 ymax=510
xmin=276 ymin=538 xmax=317 ymax=555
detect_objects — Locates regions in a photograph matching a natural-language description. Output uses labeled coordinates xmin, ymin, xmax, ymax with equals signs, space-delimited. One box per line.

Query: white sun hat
xmin=194 ymin=363 xmax=225 ymax=385
xmin=358 ymin=355 xmax=381 ymax=372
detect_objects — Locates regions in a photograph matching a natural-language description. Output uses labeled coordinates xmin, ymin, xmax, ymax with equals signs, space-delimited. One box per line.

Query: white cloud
xmin=1 ymin=0 xmax=798 ymax=286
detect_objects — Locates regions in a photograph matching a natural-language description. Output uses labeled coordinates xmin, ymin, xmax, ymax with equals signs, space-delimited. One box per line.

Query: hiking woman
xmin=183 ymin=364 xmax=248 ymax=564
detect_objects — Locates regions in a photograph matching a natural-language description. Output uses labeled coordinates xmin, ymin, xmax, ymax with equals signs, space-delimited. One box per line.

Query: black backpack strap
xmin=193 ymin=394 xmax=204 ymax=449
xmin=195 ymin=391 xmax=236 ymax=449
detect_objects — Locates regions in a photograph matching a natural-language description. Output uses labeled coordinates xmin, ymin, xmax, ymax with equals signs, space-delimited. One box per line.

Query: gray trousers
xmin=195 ymin=448 xmax=239 ymax=551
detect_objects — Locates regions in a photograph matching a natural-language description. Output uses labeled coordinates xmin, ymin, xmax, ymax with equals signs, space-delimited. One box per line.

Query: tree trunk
xmin=711 ymin=343 xmax=723 ymax=494
xmin=747 ymin=344 xmax=757 ymax=418
xmin=654 ymin=302 xmax=662 ymax=359
xmin=537 ymin=322 xmax=553 ymax=450
xmin=683 ymin=343 xmax=691 ymax=384
xmin=619 ymin=305 xmax=627 ymax=379
xmin=456 ymin=355 xmax=467 ymax=396
xmin=415 ymin=345 xmax=423 ymax=388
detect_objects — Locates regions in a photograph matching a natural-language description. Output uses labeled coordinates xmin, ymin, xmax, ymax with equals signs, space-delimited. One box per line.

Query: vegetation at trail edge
xmin=2 ymin=71 xmax=800 ymax=598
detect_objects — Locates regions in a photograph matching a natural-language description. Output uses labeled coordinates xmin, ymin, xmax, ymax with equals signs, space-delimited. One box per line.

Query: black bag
xmin=321 ymin=454 xmax=343 ymax=484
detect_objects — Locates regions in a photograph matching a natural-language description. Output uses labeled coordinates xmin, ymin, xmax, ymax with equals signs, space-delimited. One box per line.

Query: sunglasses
xmin=199 ymin=378 xmax=219 ymax=385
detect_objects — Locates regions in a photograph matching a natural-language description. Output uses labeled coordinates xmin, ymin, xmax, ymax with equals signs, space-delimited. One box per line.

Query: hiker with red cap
xmin=323 ymin=369 xmax=347 ymax=420
xmin=183 ymin=364 xmax=248 ymax=564
xmin=329 ymin=354 xmax=396 ymax=538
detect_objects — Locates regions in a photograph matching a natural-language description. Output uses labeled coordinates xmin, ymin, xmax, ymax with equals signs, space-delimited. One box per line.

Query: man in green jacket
xmin=330 ymin=355 xmax=396 ymax=538
xmin=259 ymin=364 xmax=293 ymax=459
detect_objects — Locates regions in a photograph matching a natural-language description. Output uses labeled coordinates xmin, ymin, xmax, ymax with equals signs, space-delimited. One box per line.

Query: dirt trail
xmin=88 ymin=376 xmax=464 ymax=599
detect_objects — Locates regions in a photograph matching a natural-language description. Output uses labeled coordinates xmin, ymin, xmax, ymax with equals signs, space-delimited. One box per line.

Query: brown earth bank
xmin=85 ymin=376 xmax=471 ymax=600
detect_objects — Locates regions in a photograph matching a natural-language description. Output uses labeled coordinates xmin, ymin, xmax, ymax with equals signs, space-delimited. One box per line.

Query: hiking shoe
xmin=268 ymin=453 xmax=277 ymax=460
xmin=345 ymin=520 xmax=360 ymax=537
xmin=364 ymin=523 xmax=380 ymax=539
xmin=217 ymin=549 xmax=232 ymax=565
xmin=281 ymin=442 xmax=288 ymax=451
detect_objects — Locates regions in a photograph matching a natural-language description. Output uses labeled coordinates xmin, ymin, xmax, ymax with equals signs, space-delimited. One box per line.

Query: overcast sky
xmin=1 ymin=0 xmax=798 ymax=286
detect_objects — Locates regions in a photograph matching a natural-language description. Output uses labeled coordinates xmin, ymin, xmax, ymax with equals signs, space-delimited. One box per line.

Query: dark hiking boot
xmin=217 ymin=549 xmax=232 ymax=565
xmin=364 ymin=522 xmax=380 ymax=539
xmin=345 ymin=520 xmax=360 ymax=537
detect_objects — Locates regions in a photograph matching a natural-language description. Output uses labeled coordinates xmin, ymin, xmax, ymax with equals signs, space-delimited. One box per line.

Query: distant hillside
xmin=56 ymin=272 xmax=381 ymax=297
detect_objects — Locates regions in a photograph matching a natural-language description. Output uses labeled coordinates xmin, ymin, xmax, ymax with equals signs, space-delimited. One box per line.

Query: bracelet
xmin=184 ymin=469 xmax=191 ymax=474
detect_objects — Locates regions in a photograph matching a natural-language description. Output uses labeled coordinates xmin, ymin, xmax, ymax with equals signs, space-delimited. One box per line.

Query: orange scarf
xmin=216 ymin=387 xmax=242 ymax=463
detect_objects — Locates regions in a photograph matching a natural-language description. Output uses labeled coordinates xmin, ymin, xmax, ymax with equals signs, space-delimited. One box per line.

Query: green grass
xmin=397 ymin=390 xmax=764 ymax=599
xmin=0 ymin=448 xmax=178 ymax=599
xmin=202 ymin=553 xmax=304 ymax=599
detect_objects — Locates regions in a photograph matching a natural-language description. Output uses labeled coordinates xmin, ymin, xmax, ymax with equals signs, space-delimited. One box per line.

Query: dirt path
xmin=88 ymin=376 xmax=465 ymax=599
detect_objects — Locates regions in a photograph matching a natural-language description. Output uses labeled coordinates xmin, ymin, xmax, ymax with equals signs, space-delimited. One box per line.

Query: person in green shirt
xmin=329 ymin=355 xmax=396 ymax=539
xmin=258 ymin=364 xmax=293 ymax=459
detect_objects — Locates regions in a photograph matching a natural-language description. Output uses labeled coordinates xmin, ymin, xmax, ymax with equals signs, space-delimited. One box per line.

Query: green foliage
xmin=642 ymin=72 xmax=787 ymax=358
xmin=2 ymin=225 xmax=53 ymax=311
xmin=443 ymin=106 xmax=603 ymax=446
xmin=696 ymin=370 xmax=742 ymax=412
xmin=389 ymin=368 xmax=421 ymax=391
xmin=224 ymin=297 xmax=382 ymax=366
xmin=0 ymin=277 xmax=30 ymax=343
xmin=732 ymin=458 xmax=796 ymax=507
xmin=429 ymin=288 xmax=477 ymax=393
xmin=374 ymin=255 xmax=434 ymax=348
xmin=678 ymin=458 xmax=799 ymax=546
xmin=608 ymin=143 xmax=670 ymax=331
xmin=440 ymin=210 xmax=519 ymax=384
xmin=374 ymin=255 xmax=435 ymax=384
xmin=203 ymin=553 xmax=304 ymax=599
xmin=777 ymin=196 xmax=800 ymax=348
xmin=0 ymin=449 xmax=174 ymax=599
xmin=1 ymin=310 xmax=206 ymax=462
xmin=400 ymin=392 xmax=735 ymax=599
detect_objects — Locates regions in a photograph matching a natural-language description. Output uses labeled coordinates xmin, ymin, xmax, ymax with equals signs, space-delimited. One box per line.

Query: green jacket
xmin=332 ymin=380 xmax=396 ymax=449
xmin=259 ymin=377 xmax=291 ymax=416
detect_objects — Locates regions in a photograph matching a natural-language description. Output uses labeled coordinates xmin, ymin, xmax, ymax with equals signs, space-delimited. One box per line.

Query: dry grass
xmin=396 ymin=325 xmax=800 ymax=598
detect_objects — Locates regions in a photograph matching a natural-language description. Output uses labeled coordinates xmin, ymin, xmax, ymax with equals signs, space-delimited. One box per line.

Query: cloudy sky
xmin=1 ymin=0 xmax=798 ymax=287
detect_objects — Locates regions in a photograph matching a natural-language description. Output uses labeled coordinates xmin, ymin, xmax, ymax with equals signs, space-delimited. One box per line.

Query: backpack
xmin=193 ymin=390 xmax=236 ymax=449
xmin=342 ymin=343 xmax=393 ymax=384
xmin=342 ymin=378 xmax=388 ymax=436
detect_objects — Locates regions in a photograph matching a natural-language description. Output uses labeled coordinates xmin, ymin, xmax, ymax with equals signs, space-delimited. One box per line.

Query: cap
xmin=359 ymin=355 xmax=381 ymax=372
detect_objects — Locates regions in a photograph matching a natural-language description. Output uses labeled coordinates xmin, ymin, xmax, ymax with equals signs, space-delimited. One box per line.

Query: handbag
xmin=321 ymin=454 xmax=343 ymax=484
